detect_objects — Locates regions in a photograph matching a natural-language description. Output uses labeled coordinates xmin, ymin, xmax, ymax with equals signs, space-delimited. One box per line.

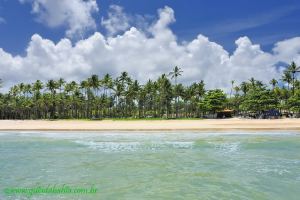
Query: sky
xmin=0 ymin=0 xmax=300 ymax=91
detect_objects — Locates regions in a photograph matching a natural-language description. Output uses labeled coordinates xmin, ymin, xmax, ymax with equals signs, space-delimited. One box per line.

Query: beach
xmin=0 ymin=118 xmax=300 ymax=131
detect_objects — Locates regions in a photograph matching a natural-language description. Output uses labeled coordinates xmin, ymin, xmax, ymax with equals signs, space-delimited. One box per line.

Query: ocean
xmin=1 ymin=131 xmax=300 ymax=200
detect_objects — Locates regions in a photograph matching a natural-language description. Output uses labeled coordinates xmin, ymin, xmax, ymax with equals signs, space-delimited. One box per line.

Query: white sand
xmin=0 ymin=118 xmax=300 ymax=131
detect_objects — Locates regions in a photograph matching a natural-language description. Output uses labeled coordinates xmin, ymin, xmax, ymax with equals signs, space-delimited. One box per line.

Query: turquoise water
xmin=1 ymin=131 xmax=300 ymax=200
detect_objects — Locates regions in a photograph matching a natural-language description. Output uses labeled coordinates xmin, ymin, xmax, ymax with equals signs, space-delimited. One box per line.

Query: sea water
xmin=0 ymin=131 xmax=300 ymax=200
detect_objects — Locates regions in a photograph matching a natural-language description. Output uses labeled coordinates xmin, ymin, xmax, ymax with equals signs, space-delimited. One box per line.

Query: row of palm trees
xmin=0 ymin=62 xmax=299 ymax=119
xmin=228 ymin=62 xmax=300 ymax=117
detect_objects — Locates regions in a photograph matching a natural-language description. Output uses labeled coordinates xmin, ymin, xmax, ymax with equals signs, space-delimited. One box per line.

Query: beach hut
xmin=217 ymin=109 xmax=234 ymax=118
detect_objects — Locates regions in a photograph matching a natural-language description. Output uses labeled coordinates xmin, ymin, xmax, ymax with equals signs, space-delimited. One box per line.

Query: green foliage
xmin=288 ymin=90 xmax=300 ymax=112
xmin=201 ymin=89 xmax=227 ymax=113
xmin=240 ymin=87 xmax=278 ymax=113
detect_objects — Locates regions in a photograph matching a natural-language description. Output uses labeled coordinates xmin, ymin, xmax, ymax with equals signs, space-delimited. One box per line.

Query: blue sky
xmin=1 ymin=0 xmax=300 ymax=55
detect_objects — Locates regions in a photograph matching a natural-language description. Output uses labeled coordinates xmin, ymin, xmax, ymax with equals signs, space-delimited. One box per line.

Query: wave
xmin=208 ymin=141 xmax=241 ymax=154
xmin=74 ymin=140 xmax=194 ymax=152
xmin=1 ymin=130 xmax=298 ymax=140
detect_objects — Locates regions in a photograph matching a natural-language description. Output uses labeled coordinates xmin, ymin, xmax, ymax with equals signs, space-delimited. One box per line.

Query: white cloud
xmin=101 ymin=5 xmax=130 ymax=36
xmin=20 ymin=0 xmax=99 ymax=38
xmin=273 ymin=37 xmax=300 ymax=64
xmin=101 ymin=4 xmax=151 ymax=36
xmin=1 ymin=6 xmax=300 ymax=92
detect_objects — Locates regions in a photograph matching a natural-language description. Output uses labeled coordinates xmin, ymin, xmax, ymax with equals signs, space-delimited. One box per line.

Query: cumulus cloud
xmin=19 ymin=0 xmax=99 ymax=38
xmin=101 ymin=4 xmax=151 ymax=36
xmin=1 ymin=6 xmax=300 ymax=92
xmin=101 ymin=5 xmax=130 ymax=36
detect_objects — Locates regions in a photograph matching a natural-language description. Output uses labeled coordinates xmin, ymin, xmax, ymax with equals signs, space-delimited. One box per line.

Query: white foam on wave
xmin=256 ymin=167 xmax=290 ymax=175
xmin=10 ymin=131 xmax=205 ymax=144
xmin=74 ymin=140 xmax=194 ymax=152
xmin=75 ymin=141 xmax=141 ymax=152
xmin=3 ymin=130 xmax=298 ymax=141
xmin=211 ymin=142 xmax=241 ymax=153
xmin=164 ymin=141 xmax=194 ymax=149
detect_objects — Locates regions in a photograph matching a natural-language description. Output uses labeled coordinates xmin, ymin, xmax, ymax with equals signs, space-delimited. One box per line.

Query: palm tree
xmin=32 ymin=80 xmax=44 ymax=118
xmin=240 ymin=82 xmax=248 ymax=95
xmin=102 ymin=73 xmax=113 ymax=96
xmin=144 ymin=79 xmax=156 ymax=117
xmin=249 ymin=77 xmax=256 ymax=88
xmin=80 ymin=80 xmax=89 ymax=98
xmin=102 ymin=74 xmax=113 ymax=117
xmin=57 ymin=78 xmax=66 ymax=93
xmin=169 ymin=66 xmax=183 ymax=86
xmin=114 ymin=82 xmax=125 ymax=117
xmin=116 ymin=72 xmax=132 ymax=117
xmin=24 ymin=84 xmax=32 ymax=98
xmin=234 ymin=86 xmax=240 ymax=96
xmin=57 ymin=78 xmax=66 ymax=118
xmin=118 ymin=72 xmax=131 ymax=86
xmin=256 ymin=80 xmax=264 ymax=88
xmin=46 ymin=80 xmax=58 ymax=118
xmin=282 ymin=70 xmax=292 ymax=90
xmin=89 ymin=74 xmax=100 ymax=97
xmin=46 ymin=80 xmax=57 ymax=94
xmin=33 ymin=80 xmax=43 ymax=92
xmin=80 ymin=80 xmax=89 ymax=118
xmin=158 ymin=74 xmax=173 ymax=118
xmin=169 ymin=66 xmax=183 ymax=118
xmin=230 ymin=80 xmax=235 ymax=98
xmin=269 ymin=78 xmax=278 ymax=90
xmin=65 ymin=81 xmax=78 ymax=118
xmin=287 ymin=62 xmax=300 ymax=95
xmin=18 ymin=83 xmax=25 ymax=97
xmin=127 ymin=80 xmax=140 ymax=117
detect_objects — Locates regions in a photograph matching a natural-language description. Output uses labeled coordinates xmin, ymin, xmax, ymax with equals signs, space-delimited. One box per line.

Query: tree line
xmin=0 ymin=62 xmax=299 ymax=120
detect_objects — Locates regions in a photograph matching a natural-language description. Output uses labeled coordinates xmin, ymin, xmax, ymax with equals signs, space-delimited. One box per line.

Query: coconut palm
xmin=80 ymin=80 xmax=89 ymax=118
xmin=169 ymin=66 xmax=183 ymax=85
xmin=287 ymin=62 xmax=300 ymax=95
xmin=46 ymin=80 xmax=57 ymax=94
xmin=158 ymin=74 xmax=173 ymax=118
xmin=240 ymin=82 xmax=248 ymax=95
xmin=33 ymin=80 xmax=43 ymax=93
xmin=102 ymin=73 xmax=113 ymax=96
xmin=118 ymin=71 xmax=131 ymax=86
xmin=282 ymin=70 xmax=292 ymax=90
xmin=57 ymin=78 xmax=66 ymax=93
xmin=24 ymin=84 xmax=32 ymax=98
xmin=46 ymin=80 xmax=58 ymax=118
xmin=269 ymin=79 xmax=278 ymax=90
xmin=234 ymin=86 xmax=240 ymax=96
xmin=32 ymin=80 xmax=44 ymax=118
xmin=249 ymin=77 xmax=256 ymax=88
xmin=230 ymin=80 xmax=235 ymax=98
xmin=169 ymin=66 xmax=183 ymax=118
xmin=88 ymin=74 xmax=100 ymax=97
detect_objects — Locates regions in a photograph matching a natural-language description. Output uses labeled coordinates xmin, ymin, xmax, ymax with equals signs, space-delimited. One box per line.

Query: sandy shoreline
xmin=0 ymin=118 xmax=300 ymax=131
